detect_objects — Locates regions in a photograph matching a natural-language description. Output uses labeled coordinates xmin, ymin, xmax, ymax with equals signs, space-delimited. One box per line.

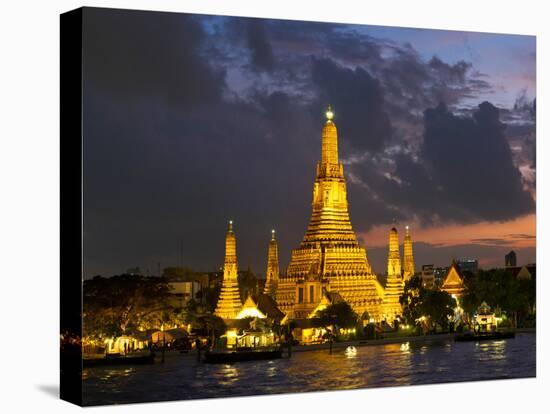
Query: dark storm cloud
xmin=469 ymin=238 xmax=513 ymax=246
xmin=421 ymin=102 xmax=534 ymax=221
xmin=311 ymin=57 xmax=392 ymax=153
xmin=348 ymin=101 xmax=535 ymax=230
xmin=245 ymin=20 xmax=275 ymax=71
xmin=83 ymin=8 xmax=225 ymax=108
xmin=83 ymin=89 xmax=319 ymax=277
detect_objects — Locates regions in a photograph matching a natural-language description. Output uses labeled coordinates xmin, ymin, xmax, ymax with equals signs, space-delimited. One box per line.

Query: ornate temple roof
xmin=441 ymin=261 xmax=465 ymax=296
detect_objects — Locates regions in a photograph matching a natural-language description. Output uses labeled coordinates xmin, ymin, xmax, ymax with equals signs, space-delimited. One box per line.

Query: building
xmin=433 ymin=266 xmax=448 ymax=285
xmin=214 ymin=221 xmax=243 ymax=320
xmin=382 ymin=226 xmax=403 ymax=321
xmin=236 ymin=293 xmax=285 ymax=323
xmin=403 ymin=225 xmax=415 ymax=281
xmin=474 ymin=302 xmax=497 ymax=333
xmin=168 ymin=280 xmax=202 ymax=308
xmin=276 ymin=106 xmax=384 ymax=320
xmin=457 ymin=258 xmax=479 ymax=275
xmin=440 ymin=260 xmax=465 ymax=298
xmin=420 ymin=264 xmax=436 ymax=289
xmin=507 ymin=264 xmax=536 ymax=280
xmin=505 ymin=250 xmax=517 ymax=268
xmin=263 ymin=229 xmax=279 ymax=297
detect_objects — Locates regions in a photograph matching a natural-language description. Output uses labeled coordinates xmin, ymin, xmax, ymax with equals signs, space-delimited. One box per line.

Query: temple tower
xmin=263 ymin=229 xmax=279 ymax=297
xmin=403 ymin=225 xmax=415 ymax=281
xmin=276 ymin=106 xmax=384 ymax=319
xmin=383 ymin=226 xmax=403 ymax=321
xmin=214 ymin=221 xmax=243 ymax=320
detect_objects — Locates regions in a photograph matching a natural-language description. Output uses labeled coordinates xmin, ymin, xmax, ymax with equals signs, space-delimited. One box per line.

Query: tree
xmin=315 ymin=301 xmax=358 ymax=330
xmin=83 ymin=274 xmax=173 ymax=339
xmin=462 ymin=268 xmax=535 ymax=327
xmin=420 ymin=290 xmax=455 ymax=331
xmin=192 ymin=314 xmax=227 ymax=338
xmin=399 ymin=275 xmax=426 ymax=325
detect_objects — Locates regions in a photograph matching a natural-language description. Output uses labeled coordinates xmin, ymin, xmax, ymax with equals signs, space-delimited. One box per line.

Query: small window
xmin=298 ymin=288 xmax=304 ymax=303
xmin=309 ymin=285 xmax=314 ymax=303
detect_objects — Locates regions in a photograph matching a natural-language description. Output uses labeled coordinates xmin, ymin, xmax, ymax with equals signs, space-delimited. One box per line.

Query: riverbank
xmin=290 ymin=328 xmax=536 ymax=353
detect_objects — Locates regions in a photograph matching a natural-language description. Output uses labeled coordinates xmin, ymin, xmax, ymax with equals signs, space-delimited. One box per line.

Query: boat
xmin=203 ymin=346 xmax=283 ymax=363
xmin=454 ymin=331 xmax=515 ymax=342
xmin=83 ymin=351 xmax=156 ymax=367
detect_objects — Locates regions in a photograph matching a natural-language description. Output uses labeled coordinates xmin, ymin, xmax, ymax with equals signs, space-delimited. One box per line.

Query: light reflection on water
xmin=82 ymin=333 xmax=535 ymax=406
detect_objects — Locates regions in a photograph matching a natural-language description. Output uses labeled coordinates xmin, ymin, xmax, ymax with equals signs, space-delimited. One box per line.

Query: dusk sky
xmin=82 ymin=7 xmax=536 ymax=278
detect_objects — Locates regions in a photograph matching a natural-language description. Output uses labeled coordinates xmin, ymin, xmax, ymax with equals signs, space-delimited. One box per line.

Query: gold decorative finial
xmin=228 ymin=220 xmax=233 ymax=231
xmin=325 ymin=104 xmax=334 ymax=121
xmin=271 ymin=229 xmax=276 ymax=240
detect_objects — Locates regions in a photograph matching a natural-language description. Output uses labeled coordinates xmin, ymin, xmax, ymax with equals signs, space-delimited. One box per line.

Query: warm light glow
xmin=236 ymin=307 xmax=267 ymax=319
xmin=345 ymin=346 xmax=357 ymax=356
xmin=225 ymin=329 xmax=238 ymax=339
xmin=325 ymin=105 xmax=334 ymax=121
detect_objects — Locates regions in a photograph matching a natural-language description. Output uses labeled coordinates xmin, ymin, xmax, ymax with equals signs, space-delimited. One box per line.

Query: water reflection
xmin=219 ymin=364 xmax=239 ymax=385
xmin=345 ymin=346 xmax=358 ymax=358
xmin=82 ymin=334 xmax=535 ymax=406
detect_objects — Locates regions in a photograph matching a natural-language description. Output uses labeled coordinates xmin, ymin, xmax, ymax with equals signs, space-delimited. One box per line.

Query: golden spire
xmin=321 ymin=105 xmax=339 ymax=165
xmin=264 ymin=228 xmax=279 ymax=297
xmin=224 ymin=220 xmax=236 ymax=266
xmin=403 ymin=225 xmax=415 ymax=280
xmin=383 ymin=225 xmax=404 ymax=321
xmin=277 ymin=106 xmax=384 ymax=321
xmin=387 ymin=226 xmax=401 ymax=276
xmin=214 ymin=221 xmax=242 ymax=320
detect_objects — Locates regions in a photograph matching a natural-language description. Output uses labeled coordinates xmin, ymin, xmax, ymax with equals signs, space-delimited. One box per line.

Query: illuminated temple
xmin=214 ymin=221 xmax=243 ymax=319
xmin=275 ymin=106 xmax=384 ymax=320
xmin=263 ymin=230 xmax=279 ymax=298
xmin=383 ymin=226 xmax=403 ymax=321
xmin=403 ymin=225 xmax=415 ymax=281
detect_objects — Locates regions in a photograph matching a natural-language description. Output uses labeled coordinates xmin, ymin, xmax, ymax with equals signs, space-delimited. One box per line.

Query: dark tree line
xmin=462 ymin=269 xmax=535 ymax=327
xmin=400 ymin=276 xmax=455 ymax=332
xmin=83 ymin=274 xmax=226 ymax=340
xmin=400 ymin=268 xmax=536 ymax=331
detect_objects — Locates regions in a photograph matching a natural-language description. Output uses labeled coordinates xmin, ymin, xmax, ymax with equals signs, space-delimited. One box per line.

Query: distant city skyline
xmin=82 ymin=8 xmax=535 ymax=278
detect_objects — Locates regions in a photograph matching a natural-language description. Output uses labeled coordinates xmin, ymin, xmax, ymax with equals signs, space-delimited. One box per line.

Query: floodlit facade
xmin=214 ymin=221 xmax=243 ymax=320
xmin=441 ymin=260 xmax=465 ymax=297
xmin=263 ymin=229 xmax=279 ymax=297
xmin=403 ymin=225 xmax=415 ymax=280
xmin=475 ymin=302 xmax=497 ymax=332
xmin=276 ymin=106 xmax=384 ymax=320
xmin=383 ymin=226 xmax=403 ymax=321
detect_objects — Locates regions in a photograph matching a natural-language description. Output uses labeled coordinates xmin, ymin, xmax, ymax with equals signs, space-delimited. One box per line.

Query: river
xmin=82 ymin=332 xmax=535 ymax=406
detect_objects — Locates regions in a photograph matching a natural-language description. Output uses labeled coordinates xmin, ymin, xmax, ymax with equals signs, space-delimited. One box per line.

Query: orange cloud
xmin=359 ymin=214 xmax=536 ymax=250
